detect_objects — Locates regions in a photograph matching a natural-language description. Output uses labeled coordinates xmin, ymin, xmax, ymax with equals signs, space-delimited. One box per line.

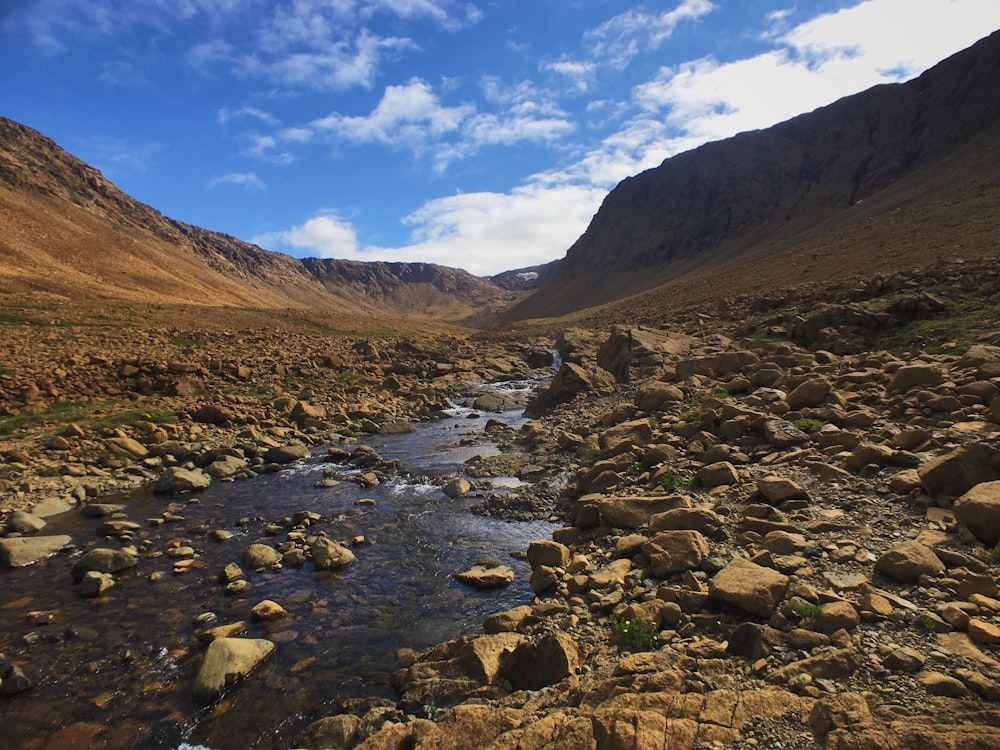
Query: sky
xmin=2 ymin=1 xmax=999 ymax=277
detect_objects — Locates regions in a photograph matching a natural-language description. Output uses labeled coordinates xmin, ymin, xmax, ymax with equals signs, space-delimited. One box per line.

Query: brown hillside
xmin=0 ymin=117 xmax=515 ymax=325
xmin=508 ymin=28 xmax=1000 ymax=321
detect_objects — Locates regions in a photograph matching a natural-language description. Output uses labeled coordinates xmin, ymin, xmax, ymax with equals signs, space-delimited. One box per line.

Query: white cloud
xmin=584 ymin=0 xmax=717 ymax=69
xmin=208 ymin=172 xmax=265 ymax=191
xmin=572 ymin=0 xmax=1000 ymax=189
xmin=312 ymin=78 xmax=474 ymax=144
xmin=255 ymin=183 xmax=607 ymax=276
xmin=217 ymin=106 xmax=278 ymax=126
xmin=254 ymin=214 xmax=360 ymax=259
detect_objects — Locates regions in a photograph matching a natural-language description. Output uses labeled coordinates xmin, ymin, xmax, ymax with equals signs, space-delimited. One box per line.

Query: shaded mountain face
xmin=508 ymin=29 xmax=1000 ymax=320
xmin=0 ymin=117 xmax=515 ymax=325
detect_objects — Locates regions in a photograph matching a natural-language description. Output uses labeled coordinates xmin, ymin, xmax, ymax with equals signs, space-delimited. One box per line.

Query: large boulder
xmin=596 ymin=495 xmax=690 ymax=529
xmin=495 ymin=633 xmax=582 ymax=691
xmin=154 ymin=467 xmax=211 ymax=494
xmin=709 ymin=558 xmax=789 ymax=618
xmin=598 ymin=418 xmax=653 ymax=456
xmin=954 ymin=481 xmax=1000 ymax=545
xmin=917 ymin=444 xmax=1000 ymax=498
xmin=642 ymin=530 xmax=710 ymax=577
xmin=193 ymin=637 xmax=275 ymax=703
xmin=311 ymin=538 xmax=356 ymax=571
xmin=875 ymin=541 xmax=945 ymax=583
xmin=70 ymin=547 xmax=138 ymax=581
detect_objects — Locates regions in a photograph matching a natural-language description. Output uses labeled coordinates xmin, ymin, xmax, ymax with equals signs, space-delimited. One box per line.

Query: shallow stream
xmin=0 ymin=384 xmax=554 ymax=749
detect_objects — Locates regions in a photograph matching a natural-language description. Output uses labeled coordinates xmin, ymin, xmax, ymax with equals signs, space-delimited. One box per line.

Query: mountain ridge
xmin=506 ymin=28 xmax=1000 ymax=320
xmin=0 ymin=116 xmax=519 ymax=325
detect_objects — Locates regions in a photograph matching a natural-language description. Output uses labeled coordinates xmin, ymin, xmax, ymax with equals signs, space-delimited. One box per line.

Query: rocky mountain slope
xmin=0 ymin=117 xmax=517 ymax=324
xmin=508 ymin=29 xmax=1000 ymax=320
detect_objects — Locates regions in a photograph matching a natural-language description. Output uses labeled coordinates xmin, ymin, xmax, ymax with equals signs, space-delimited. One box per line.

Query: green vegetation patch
xmin=0 ymin=399 xmax=175 ymax=437
xmin=610 ymin=616 xmax=658 ymax=651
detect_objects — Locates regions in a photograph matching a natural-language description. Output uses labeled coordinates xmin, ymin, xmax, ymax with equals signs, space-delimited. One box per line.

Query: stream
xmin=0 ymin=380 xmax=555 ymax=749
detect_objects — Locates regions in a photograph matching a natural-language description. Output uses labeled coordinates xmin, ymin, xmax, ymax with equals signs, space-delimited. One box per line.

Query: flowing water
xmin=0 ymin=384 xmax=554 ymax=749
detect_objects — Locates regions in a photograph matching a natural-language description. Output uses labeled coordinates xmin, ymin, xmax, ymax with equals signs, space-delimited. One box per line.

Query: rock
xmin=968 ymin=618 xmax=1000 ymax=645
xmin=598 ymin=418 xmax=653 ymax=456
xmin=953 ymin=480 xmax=1000 ymax=545
xmin=709 ymin=558 xmax=789 ymax=618
xmin=815 ymin=601 xmax=860 ymax=633
xmin=887 ymin=364 xmax=944 ymax=393
xmin=884 ymin=647 xmax=926 ymax=673
xmin=495 ymin=633 xmax=581 ymax=691
xmin=206 ymin=454 xmax=247 ymax=479
xmin=726 ymin=622 xmax=787 ymax=660
xmin=80 ymin=570 xmax=115 ymax=598
xmin=264 ymin=444 xmax=310 ymax=463
xmin=5 ymin=510 xmax=47 ymax=533
xmin=310 ymin=538 xmax=356 ymax=571
xmin=634 ymin=382 xmax=685 ymax=412
xmin=0 ymin=664 xmax=33 ymax=695
xmin=483 ymin=606 xmax=533 ymax=634
xmin=809 ymin=693 xmax=872 ymax=735
xmin=455 ymin=565 xmax=514 ymax=589
xmin=443 ymin=478 xmax=471 ymax=498
xmin=193 ymin=637 xmax=275 ymax=703
xmin=875 ymin=541 xmax=944 ymax=583
xmin=70 ymin=547 xmax=137 ymax=581
xmin=697 ymin=461 xmax=739 ymax=488
xmin=296 ymin=714 xmax=361 ymax=750
xmin=79 ymin=503 xmax=126 ymax=518
xmin=757 ymin=476 xmax=810 ymax=505
xmin=648 ymin=507 xmax=724 ymax=535
xmin=768 ymin=648 xmax=858 ymax=684
xmin=786 ymin=378 xmax=831 ymax=410
xmin=380 ymin=415 xmax=420 ymax=436
xmin=251 ymin=600 xmax=287 ymax=621
xmin=526 ymin=540 xmax=570 ymax=569
xmin=0 ymin=535 xmax=72 ymax=568
xmin=917 ymin=670 xmax=966 ymax=697
xmin=917 ymin=443 xmax=1000 ymax=498
xmin=191 ymin=404 xmax=236 ymax=424
xmin=154 ymin=467 xmax=211 ymax=494
xmin=595 ymin=495 xmax=690 ymax=529
xmin=642 ymin=530 xmax=710 ymax=577
xmin=290 ymin=401 xmax=327 ymax=427
xmin=107 ymin=436 xmax=148 ymax=458
xmin=242 ymin=543 xmax=282 ymax=570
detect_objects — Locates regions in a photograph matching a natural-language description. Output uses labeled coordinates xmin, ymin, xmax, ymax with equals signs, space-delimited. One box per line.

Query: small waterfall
xmin=547 ymin=348 xmax=562 ymax=370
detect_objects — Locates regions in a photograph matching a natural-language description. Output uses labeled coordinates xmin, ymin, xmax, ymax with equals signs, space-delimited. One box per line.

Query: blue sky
xmin=3 ymin=1 xmax=999 ymax=276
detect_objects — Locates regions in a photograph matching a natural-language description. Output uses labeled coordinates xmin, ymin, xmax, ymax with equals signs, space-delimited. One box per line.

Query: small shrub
xmin=787 ymin=598 xmax=823 ymax=620
xmin=767 ymin=508 xmax=786 ymax=523
xmin=794 ymin=418 xmax=824 ymax=434
xmin=658 ymin=470 xmax=692 ymax=493
xmin=611 ymin=617 xmax=658 ymax=651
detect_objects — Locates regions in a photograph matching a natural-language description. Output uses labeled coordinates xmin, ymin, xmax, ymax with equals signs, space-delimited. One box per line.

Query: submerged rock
xmin=193 ymin=637 xmax=275 ymax=703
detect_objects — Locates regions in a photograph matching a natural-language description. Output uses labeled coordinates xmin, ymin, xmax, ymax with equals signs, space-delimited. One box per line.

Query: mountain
xmin=508 ymin=29 xmax=1000 ymax=321
xmin=0 ymin=117 xmax=515 ymax=324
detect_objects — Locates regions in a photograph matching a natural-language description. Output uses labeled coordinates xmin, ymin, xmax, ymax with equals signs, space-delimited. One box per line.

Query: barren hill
xmin=508 ymin=29 xmax=1000 ymax=321
xmin=0 ymin=117 xmax=515 ymax=325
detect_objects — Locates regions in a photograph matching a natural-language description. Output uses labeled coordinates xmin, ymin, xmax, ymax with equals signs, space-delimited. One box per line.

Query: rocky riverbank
xmin=290 ymin=327 xmax=1000 ymax=749
xmin=2 ymin=278 xmax=1000 ymax=749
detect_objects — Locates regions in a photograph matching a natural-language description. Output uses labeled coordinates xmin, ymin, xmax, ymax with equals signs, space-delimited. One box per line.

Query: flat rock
xmin=0 ymin=535 xmax=72 ymax=568
xmin=5 ymin=510 xmax=47 ymax=533
xmin=455 ymin=565 xmax=515 ymax=589
xmin=193 ymin=637 xmax=275 ymax=703
xmin=709 ymin=558 xmax=789 ymax=618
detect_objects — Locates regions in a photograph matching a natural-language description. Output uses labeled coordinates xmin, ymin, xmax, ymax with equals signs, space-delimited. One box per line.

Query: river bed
xmin=0 ymin=386 xmax=555 ymax=749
